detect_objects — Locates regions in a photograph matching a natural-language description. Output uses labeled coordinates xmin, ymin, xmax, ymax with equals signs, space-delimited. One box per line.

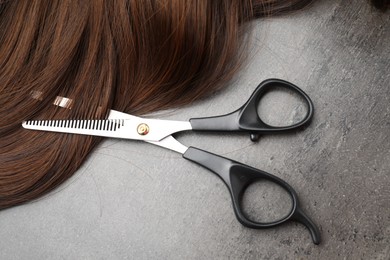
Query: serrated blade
xmin=22 ymin=119 xmax=127 ymax=137
xmin=22 ymin=114 xmax=192 ymax=141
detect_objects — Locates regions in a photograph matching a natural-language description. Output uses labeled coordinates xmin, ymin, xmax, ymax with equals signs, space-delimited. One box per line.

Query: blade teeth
xmin=24 ymin=118 xmax=121 ymax=131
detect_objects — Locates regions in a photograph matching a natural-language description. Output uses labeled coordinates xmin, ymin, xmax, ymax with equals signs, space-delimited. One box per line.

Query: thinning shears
xmin=23 ymin=79 xmax=321 ymax=244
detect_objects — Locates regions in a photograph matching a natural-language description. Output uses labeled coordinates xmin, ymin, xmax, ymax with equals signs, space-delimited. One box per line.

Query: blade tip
xmin=22 ymin=121 xmax=33 ymax=129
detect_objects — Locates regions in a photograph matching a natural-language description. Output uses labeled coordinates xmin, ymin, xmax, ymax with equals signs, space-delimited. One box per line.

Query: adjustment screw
xmin=137 ymin=123 xmax=149 ymax=135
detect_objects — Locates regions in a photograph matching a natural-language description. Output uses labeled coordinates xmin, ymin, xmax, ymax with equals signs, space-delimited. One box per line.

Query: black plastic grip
xmin=189 ymin=79 xmax=314 ymax=140
xmin=183 ymin=146 xmax=321 ymax=245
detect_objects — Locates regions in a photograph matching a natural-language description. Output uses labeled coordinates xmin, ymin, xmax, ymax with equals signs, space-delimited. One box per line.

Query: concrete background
xmin=1 ymin=1 xmax=389 ymax=259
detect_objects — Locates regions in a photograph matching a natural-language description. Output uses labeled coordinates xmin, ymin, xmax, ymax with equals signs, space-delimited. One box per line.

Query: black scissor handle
xmin=183 ymin=147 xmax=321 ymax=245
xmin=189 ymin=79 xmax=314 ymax=141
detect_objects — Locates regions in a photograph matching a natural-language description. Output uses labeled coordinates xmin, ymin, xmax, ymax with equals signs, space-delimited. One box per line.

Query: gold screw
xmin=137 ymin=123 xmax=149 ymax=135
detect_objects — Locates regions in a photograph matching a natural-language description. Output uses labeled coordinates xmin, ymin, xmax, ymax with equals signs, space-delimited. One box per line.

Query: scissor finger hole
xmin=257 ymin=86 xmax=309 ymax=127
xmin=241 ymin=179 xmax=293 ymax=223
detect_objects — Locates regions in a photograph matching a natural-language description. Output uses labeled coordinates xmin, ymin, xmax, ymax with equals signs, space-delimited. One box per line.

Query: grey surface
xmin=1 ymin=1 xmax=389 ymax=259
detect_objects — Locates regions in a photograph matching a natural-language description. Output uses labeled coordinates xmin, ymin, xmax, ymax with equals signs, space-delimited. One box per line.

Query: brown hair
xmin=0 ymin=0 xmax=384 ymax=210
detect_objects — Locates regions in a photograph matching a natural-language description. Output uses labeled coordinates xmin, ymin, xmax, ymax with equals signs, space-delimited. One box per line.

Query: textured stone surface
xmin=1 ymin=1 xmax=389 ymax=259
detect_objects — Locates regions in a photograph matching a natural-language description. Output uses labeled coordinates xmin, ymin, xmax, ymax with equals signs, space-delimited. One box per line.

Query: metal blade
xmin=22 ymin=114 xmax=192 ymax=141
xmin=22 ymin=119 xmax=127 ymax=138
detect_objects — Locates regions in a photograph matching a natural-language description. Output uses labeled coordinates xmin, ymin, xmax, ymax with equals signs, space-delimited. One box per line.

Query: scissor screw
xmin=137 ymin=123 xmax=149 ymax=135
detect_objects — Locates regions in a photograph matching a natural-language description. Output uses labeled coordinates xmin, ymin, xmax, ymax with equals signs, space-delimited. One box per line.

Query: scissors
xmin=22 ymin=78 xmax=320 ymax=244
